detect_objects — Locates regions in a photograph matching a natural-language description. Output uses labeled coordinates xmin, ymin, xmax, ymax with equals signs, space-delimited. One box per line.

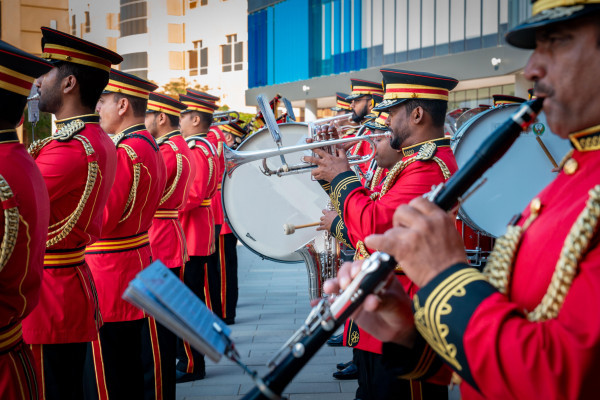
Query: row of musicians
xmin=0 ymin=27 xmax=243 ymax=400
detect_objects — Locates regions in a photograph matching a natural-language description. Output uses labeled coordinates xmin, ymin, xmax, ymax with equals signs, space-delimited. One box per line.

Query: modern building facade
xmin=1 ymin=0 xmax=69 ymax=56
xmin=246 ymin=0 xmax=534 ymax=119
xmin=69 ymin=0 xmax=251 ymax=112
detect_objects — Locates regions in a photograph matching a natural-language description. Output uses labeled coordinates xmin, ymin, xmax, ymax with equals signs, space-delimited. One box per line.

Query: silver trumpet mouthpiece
xmin=27 ymin=93 xmax=40 ymax=101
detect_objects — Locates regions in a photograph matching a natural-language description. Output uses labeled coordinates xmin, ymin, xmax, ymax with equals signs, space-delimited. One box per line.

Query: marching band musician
xmin=331 ymin=92 xmax=353 ymax=117
xmin=216 ymin=120 xmax=248 ymax=325
xmin=0 ymin=40 xmax=52 ymax=400
xmin=183 ymin=89 xmax=240 ymax=325
xmin=327 ymin=3 xmax=600 ymax=399
xmin=21 ymin=27 xmax=122 ymax=399
xmin=144 ymin=92 xmax=196 ymax=400
xmin=177 ymin=93 xmax=220 ymax=383
xmin=345 ymin=79 xmax=384 ymax=183
xmin=309 ymin=68 xmax=459 ymax=399
xmin=86 ymin=70 xmax=166 ymax=399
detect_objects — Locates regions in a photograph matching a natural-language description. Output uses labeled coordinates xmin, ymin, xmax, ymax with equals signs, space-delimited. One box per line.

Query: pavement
xmin=176 ymin=244 xmax=460 ymax=400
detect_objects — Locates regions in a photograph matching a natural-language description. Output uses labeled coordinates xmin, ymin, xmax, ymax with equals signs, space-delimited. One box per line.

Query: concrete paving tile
xmin=177 ymin=384 xmax=239 ymax=396
xmin=284 ymin=381 xmax=341 ymax=394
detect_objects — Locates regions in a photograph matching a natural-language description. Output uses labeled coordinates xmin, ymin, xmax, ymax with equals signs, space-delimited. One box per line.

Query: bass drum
xmin=452 ymin=104 xmax=571 ymax=238
xmin=222 ymin=123 xmax=329 ymax=263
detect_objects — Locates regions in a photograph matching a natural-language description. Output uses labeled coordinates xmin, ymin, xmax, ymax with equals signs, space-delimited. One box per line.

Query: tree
xmin=159 ymin=77 xmax=210 ymax=97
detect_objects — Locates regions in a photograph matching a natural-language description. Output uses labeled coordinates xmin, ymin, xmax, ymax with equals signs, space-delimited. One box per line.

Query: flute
xmin=243 ymin=98 xmax=544 ymax=400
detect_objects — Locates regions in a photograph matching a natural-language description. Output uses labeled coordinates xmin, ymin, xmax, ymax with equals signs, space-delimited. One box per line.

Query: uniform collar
xmin=0 ymin=129 xmax=18 ymax=143
xmin=402 ymin=137 xmax=450 ymax=158
xmin=119 ymin=123 xmax=147 ymax=136
xmin=55 ymin=114 xmax=99 ymax=130
xmin=569 ymin=124 xmax=600 ymax=152
xmin=156 ymin=130 xmax=181 ymax=145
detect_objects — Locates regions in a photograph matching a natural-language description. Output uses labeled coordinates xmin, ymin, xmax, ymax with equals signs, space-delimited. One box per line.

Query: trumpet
xmin=224 ymin=132 xmax=390 ymax=177
xmin=308 ymin=114 xmax=356 ymax=136
xmin=212 ymin=110 xmax=240 ymax=126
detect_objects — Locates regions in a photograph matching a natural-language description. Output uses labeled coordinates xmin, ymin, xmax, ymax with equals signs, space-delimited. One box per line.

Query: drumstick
xmin=536 ymin=136 xmax=558 ymax=169
xmin=283 ymin=222 xmax=320 ymax=235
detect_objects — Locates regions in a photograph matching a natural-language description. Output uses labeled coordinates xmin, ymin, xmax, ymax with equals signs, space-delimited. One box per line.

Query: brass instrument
xmin=212 ymin=110 xmax=240 ymax=126
xmin=295 ymin=202 xmax=342 ymax=301
xmin=223 ymin=132 xmax=390 ymax=177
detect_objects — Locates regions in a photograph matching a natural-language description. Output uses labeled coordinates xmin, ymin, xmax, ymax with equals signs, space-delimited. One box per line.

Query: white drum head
xmin=452 ymin=104 xmax=570 ymax=237
xmin=222 ymin=123 xmax=329 ymax=263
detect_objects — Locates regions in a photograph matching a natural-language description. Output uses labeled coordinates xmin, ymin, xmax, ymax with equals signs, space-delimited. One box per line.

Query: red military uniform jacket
xmin=331 ymin=139 xmax=456 ymax=371
xmin=179 ymin=135 xmax=218 ymax=256
xmin=207 ymin=126 xmax=231 ymax=234
xmin=0 ymin=130 xmax=50 ymax=396
xmin=411 ymin=130 xmax=600 ymax=399
xmin=149 ymin=131 xmax=196 ymax=269
xmin=86 ymin=124 xmax=166 ymax=323
xmin=23 ymin=115 xmax=117 ymax=343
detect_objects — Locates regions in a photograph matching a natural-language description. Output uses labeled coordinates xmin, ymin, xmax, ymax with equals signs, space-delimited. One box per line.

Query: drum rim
xmin=222 ymin=121 xmax=311 ymax=264
xmin=451 ymin=104 xmax=519 ymax=238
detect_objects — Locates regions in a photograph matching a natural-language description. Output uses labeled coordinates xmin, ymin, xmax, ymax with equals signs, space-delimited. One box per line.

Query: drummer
xmin=308 ymin=67 xmax=459 ymax=400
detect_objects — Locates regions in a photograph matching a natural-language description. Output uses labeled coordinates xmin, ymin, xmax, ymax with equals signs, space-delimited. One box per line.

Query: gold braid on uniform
xmin=159 ymin=141 xmax=183 ymax=205
xmin=483 ymin=185 xmax=600 ymax=322
xmin=0 ymin=175 xmax=19 ymax=272
xmin=28 ymin=137 xmax=53 ymax=158
xmin=46 ymin=136 xmax=99 ymax=247
xmin=198 ymin=145 xmax=214 ymax=182
xmin=210 ymin=129 xmax=224 ymax=157
xmin=118 ymin=144 xmax=141 ymax=223
xmin=370 ymin=167 xmax=384 ymax=191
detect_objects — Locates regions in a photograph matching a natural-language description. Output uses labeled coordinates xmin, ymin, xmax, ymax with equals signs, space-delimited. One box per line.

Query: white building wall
xmin=183 ymin=0 xmax=250 ymax=111
xmin=69 ymin=0 xmax=119 ymax=52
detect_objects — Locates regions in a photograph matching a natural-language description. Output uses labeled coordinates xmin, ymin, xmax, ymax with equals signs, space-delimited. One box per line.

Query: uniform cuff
xmin=318 ymin=179 xmax=331 ymax=194
xmin=330 ymin=216 xmax=353 ymax=250
xmin=382 ymin=334 xmax=444 ymax=380
xmin=330 ymin=170 xmax=361 ymax=218
xmin=412 ymin=263 xmax=497 ymax=390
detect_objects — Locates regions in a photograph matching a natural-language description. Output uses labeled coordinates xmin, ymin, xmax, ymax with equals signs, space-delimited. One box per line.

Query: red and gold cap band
xmin=42 ymin=43 xmax=112 ymax=72
xmin=181 ymin=101 xmax=216 ymax=114
xmin=350 ymin=85 xmax=384 ymax=96
xmin=532 ymin=0 xmax=600 ymax=15
xmin=105 ymin=79 xmax=150 ymax=99
xmin=0 ymin=64 xmax=35 ymax=96
xmin=221 ymin=124 xmax=244 ymax=137
xmin=384 ymin=84 xmax=449 ymax=101
xmin=147 ymin=100 xmax=182 ymax=116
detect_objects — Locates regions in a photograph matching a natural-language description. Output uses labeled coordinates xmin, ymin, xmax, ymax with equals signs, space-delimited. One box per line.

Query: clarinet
xmin=243 ymin=98 xmax=544 ymax=400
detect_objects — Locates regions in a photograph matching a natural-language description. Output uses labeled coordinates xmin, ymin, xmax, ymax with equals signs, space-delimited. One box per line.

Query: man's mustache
xmin=533 ymin=81 xmax=554 ymax=98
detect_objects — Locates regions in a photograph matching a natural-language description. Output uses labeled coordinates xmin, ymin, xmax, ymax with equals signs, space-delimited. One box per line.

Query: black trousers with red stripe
xmin=34 ymin=342 xmax=88 ymax=400
xmin=141 ymin=267 xmax=180 ymax=400
xmin=84 ymin=319 xmax=146 ymax=400
xmin=176 ymin=256 xmax=210 ymax=375
xmin=218 ymin=232 xmax=239 ymax=323
xmin=354 ymin=349 xmax=448 ymax=400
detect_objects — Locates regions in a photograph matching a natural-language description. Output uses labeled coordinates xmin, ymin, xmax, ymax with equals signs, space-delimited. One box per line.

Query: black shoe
xmin=332 ymin=363 xmax=358 ymax=380
xmin=336 ymin=360 xmax=354 ymax=371
xmin=327 ymin=333 xmax=343 ymax=347
xmin=176 ymin=369 xmax=205 ymax=383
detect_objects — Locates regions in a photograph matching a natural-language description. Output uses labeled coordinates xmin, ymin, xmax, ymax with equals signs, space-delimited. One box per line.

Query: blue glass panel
xmin=273 ymin=0 xmax=309 ymax=84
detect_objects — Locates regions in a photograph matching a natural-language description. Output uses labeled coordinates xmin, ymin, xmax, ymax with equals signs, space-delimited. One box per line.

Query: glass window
xmin=395 ymin=0 xmax=408 ymax=52
xmin=435 ymin=0 xmax=450 ymax=45
xmin=84 ymin=11 xmax=90 ymax=33
xmin=408 ymin=0 xmax=421 ymax=50
xmin=421 ymin=0 xmax=435 ymax=48
xmin=465 ymin=0 xmax=481 ymax=39
xmin=71 ymin=14 xmax=77 ymax=36
xmin=121 ymin=52 xmax=148 ymax=70
xmin=450 ymin=0 xmax=465 ymax=42
xmin=120 ymin=1 xmax=147 ymax=37
xmin=221 ymin=34 xmax=243 ymax=72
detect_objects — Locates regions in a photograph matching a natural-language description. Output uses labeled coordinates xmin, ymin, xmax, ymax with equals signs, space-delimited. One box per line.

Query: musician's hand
xmin=315 ymin=123 xmax=341 ymax=141
xmin=324 ymin=261 xmax=417 ymax=347
xmin=317 ymin=210 xmax=337 ymax=232
xmin=365 ymin=197 xmax=467 ymax=288
xmin=305 ymin=148 xmax=351 ymax=182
